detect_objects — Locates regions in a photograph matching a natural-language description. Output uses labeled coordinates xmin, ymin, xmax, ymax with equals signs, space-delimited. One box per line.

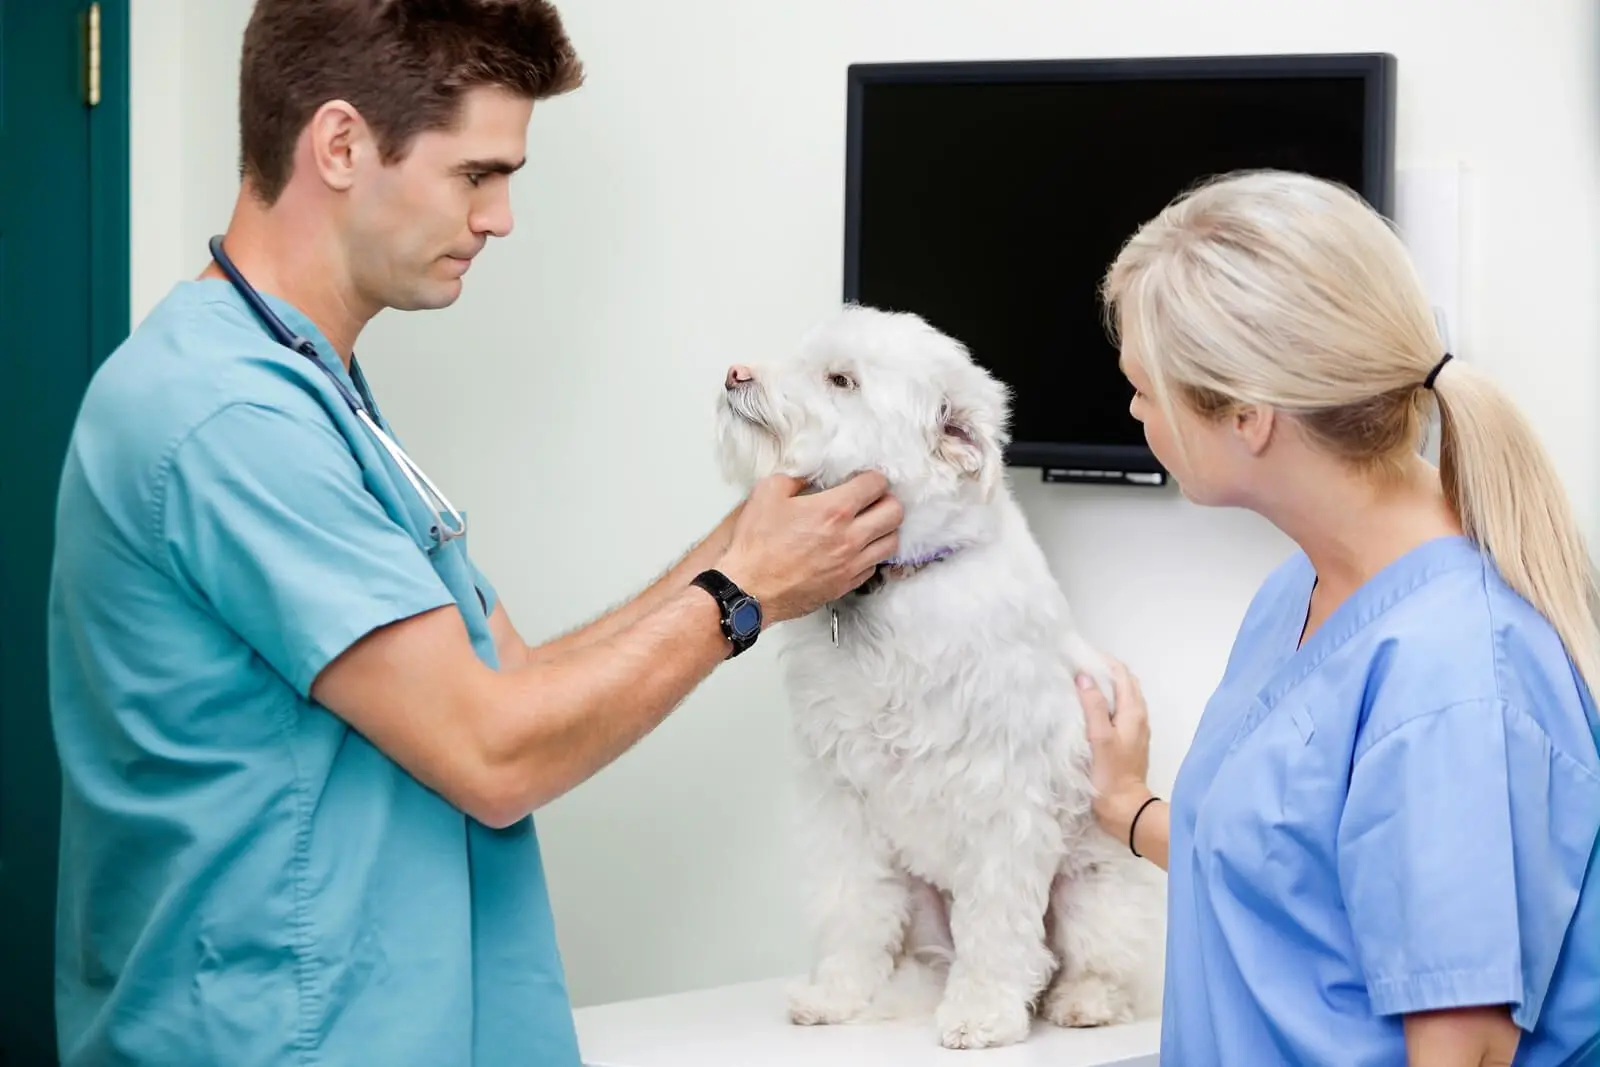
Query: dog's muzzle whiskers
xmin=724 ymin=391 xmax=774 ymax=432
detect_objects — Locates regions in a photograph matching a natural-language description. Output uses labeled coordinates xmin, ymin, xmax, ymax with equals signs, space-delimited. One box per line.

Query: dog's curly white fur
xmin=715 ymin=305 xmax=1163 ymax=1049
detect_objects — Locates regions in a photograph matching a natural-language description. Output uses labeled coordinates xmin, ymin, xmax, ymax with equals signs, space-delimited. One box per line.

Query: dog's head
xmin=715 ymin=305 xmax=1012 ymax=507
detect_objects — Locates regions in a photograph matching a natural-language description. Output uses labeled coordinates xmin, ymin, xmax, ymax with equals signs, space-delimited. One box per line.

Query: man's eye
xmin=466 ymin=173 xmax=486 ymax=187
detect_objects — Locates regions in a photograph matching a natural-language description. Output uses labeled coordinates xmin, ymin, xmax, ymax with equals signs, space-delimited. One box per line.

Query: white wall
xmin=132 ymin=0 xmax=1600 ymax=1009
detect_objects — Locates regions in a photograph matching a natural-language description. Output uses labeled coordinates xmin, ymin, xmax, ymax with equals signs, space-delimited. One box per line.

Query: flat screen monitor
xmin=842 ymin=53 xmax=1397 ymax=486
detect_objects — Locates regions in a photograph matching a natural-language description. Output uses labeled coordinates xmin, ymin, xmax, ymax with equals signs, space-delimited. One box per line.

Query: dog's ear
xmin=936 ymin=389 xmax=1008 ymax=497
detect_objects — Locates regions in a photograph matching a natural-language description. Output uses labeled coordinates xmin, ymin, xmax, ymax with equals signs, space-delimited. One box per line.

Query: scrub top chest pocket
xmin=1178 ymin=683 xmax=1404 ymax=1063
xmin=1191 ymin=690 xmax=1351 ymax=910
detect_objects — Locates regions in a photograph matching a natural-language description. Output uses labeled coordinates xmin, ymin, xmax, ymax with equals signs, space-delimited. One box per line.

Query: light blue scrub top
xmin=48 ymin=280 xmax=582 ymax=1066
xmin=1164 ymin=535 xmax=1600 ymax=1065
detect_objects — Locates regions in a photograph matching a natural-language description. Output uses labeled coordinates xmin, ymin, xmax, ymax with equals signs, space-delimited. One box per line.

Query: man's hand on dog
xmin=719 ymin=472 xmax=903 ymax=623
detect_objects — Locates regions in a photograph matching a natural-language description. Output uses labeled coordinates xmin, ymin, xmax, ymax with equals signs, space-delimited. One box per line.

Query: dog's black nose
xmin=725 ymin=365 xmax=754 ymax=390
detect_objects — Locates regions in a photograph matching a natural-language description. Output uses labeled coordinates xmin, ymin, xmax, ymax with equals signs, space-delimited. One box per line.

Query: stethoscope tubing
xmin=207 ymin=235 xmax=467 ymax=553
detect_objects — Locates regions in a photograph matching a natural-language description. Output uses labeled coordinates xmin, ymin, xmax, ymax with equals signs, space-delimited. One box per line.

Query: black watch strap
xmin=691 ymin=569 xmax=763 ymax=658
xmin=691 ymin=568 xmax=738 ymax=601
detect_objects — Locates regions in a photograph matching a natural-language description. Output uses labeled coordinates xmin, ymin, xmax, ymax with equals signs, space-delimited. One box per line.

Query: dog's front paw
xmin=934 ymin=980 xmax=1032 ymax=1049
xmin=786 ymin=977 xmax=875 ymax=1026
xmin=1040 ymin=971 xmax=1135 ymax=1028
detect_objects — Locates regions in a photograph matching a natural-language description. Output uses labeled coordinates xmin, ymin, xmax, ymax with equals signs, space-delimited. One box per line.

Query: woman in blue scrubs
xmin=1077 ymin=169 xmax=1600 ymax=1066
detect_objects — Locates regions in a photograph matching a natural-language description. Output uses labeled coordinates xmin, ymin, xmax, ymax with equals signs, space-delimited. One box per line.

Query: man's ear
xmin=305 ymin=99 xmax=367 ymax=193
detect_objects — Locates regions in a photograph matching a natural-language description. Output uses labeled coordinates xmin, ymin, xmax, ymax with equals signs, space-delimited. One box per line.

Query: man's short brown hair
xmin=238 ymin=0 xmax=584 ymax=204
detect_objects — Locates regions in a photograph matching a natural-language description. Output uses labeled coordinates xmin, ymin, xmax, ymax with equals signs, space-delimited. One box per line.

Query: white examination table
xmin=573 ymin=976 xmax=1161 ymax=1067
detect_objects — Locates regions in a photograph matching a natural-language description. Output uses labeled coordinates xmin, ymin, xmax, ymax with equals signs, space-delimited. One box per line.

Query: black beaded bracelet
xmin=1128 ymin=795 xmax=1161 ymax=858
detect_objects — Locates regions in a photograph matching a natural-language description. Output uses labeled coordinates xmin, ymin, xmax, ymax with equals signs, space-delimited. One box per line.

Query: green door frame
xmin=90 ymin=0 xmax=130 ymax=366
xmin=0 ymin=3 xmax=130 ymax=1063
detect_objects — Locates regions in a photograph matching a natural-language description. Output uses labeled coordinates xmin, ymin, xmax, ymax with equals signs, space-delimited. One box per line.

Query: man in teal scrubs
xmin=46 ymin=3 xmax=903 ymax=1065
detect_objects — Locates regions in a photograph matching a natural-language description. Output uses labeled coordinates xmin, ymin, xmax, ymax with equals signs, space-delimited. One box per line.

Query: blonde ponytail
xmin=1103 ymin=168 xmax=1600 ymax=695
xmin=1431 ymin=359 xmax=1600 ymax=693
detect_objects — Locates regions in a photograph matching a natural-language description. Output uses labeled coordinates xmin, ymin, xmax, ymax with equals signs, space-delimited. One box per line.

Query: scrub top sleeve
xmin=1337 ymin=698 xmax=1600 ymax=1031
xmin=157 ymin=400 xmax=459 ymax=698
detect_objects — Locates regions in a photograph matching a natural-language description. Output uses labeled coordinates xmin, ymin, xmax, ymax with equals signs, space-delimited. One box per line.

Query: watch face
xmin=729 ymin=597 xmax=762 ymax=638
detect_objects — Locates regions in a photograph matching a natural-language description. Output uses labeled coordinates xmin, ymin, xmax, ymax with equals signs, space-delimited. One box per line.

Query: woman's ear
xmin=1233 ymin=403 xmax=1276 ymax=457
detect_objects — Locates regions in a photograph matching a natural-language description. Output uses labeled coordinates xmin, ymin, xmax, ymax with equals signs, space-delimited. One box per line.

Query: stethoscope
xmin=207 ymin=235 xmax=467 ymax=554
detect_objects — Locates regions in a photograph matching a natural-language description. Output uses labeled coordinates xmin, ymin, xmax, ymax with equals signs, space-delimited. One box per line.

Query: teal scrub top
xmin=48 ymin=280 xmax=582 ymax=1066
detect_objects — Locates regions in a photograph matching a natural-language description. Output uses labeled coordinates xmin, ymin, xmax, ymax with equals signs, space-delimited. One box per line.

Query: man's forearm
xmin=524 ymin=505 xmax=741 ymax=666
xmin=477 ymin=583 xmax=732 ymax=821
xmin=316 ymin=473 xmax=897 ymax=828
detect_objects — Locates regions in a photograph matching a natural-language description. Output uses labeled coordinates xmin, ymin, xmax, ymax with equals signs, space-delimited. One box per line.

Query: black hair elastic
xmin=1129 ymin=795 xmax=1161 ymax=858
xmin=1423 ymin=352 xmax=1453 ymax=391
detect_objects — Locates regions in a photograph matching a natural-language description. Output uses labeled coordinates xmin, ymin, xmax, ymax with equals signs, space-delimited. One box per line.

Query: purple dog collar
xmin=854 ymin=545 xmax=960 ymax=596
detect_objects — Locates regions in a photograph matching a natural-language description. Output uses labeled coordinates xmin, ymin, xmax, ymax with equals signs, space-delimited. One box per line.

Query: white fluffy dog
xmin=715 ymin=304 xmax=1162 ymax=1050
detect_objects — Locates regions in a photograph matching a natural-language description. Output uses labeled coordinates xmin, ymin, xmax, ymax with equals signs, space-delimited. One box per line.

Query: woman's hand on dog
xmin=1078 ymin=659 xmax=1158 ymax=847
xmin=719 ymin=472 xmax=903 ymax=623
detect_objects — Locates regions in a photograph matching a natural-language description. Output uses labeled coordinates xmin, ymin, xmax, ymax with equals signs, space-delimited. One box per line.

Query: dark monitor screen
xmin=843 ymin=54 xmax=1395 ymax=482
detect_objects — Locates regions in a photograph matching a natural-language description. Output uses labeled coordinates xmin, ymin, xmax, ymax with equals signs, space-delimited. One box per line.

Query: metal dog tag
xmin=830 ymin=608 xmax=840 ymax=648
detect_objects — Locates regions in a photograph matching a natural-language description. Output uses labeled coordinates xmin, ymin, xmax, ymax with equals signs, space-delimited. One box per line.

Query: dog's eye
xmin=827 ymin=372 xmax=856 ymax=390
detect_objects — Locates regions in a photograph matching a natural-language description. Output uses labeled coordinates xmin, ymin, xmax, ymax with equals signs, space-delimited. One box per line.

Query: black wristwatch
xmin=691 ymin=569 xmax=763 ymax=658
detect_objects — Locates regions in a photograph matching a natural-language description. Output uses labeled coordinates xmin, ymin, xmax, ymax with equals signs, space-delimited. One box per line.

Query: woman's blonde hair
xmin=1102 ymin=168 xmax=1600 ymax=693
